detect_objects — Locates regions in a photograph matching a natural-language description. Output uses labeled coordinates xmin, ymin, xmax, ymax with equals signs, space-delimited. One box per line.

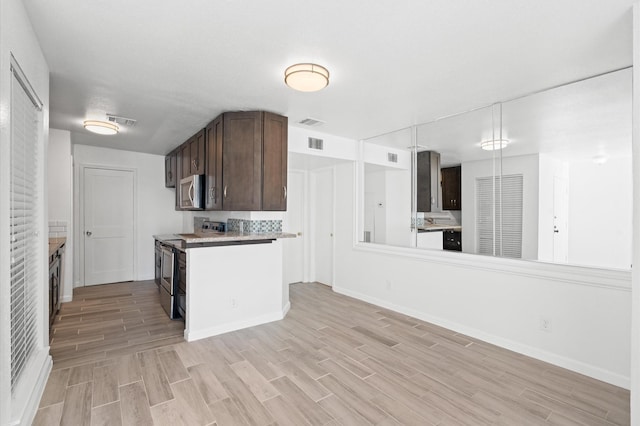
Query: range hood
xmin=417 ymin=151 xmax=442 ymax=212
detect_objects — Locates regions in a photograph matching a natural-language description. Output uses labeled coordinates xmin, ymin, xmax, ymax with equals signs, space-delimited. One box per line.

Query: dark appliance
xmin=160 ymin=245 xmax=179 ymax=319
xmin=443 ymin=230 xmax=462 ymax=251
xmin=176 ymin=250 xmax=187 ymax=319
xmin=154 ymin=240 xmax=162 ymax=289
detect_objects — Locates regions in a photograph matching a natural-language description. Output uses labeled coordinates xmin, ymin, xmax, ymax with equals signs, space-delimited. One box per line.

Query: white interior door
xmin=283 ymin=170 xmax=304 ymax=284
xmin=553 ymin=175 xmax=568 ymax=263
xmin=84 ymin=167 xmax=135 ymax=285
xmin=313 ymin=168 xmax=334 ymax=286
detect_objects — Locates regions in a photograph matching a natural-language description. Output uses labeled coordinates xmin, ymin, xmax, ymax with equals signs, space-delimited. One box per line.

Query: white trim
xmin=282 ymin=301 xmax=291 ymax=317
xmin=9 ymin=350 xmax=51 ymax=426
xmin=333 ymin=285 xmax=629 ymax=389
xmin=354 ymin=242 xmax=631 ymax=291
xmin=76 ymin=163 xmax=138 ymax=286
xmin=631 ymin=3 xmax=640 ymax=423
xmin=185 ymin=310 xmax=285 ymax=342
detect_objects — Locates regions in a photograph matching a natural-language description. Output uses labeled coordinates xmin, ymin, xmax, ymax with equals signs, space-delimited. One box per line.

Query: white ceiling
xmin=22 ymin=0 xmax=635 ymax=156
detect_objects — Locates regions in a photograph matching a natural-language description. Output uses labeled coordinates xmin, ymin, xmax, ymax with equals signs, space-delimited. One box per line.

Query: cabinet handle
xmin=224 ymin=185 xmax=227 ymax=199
xmin=168 ymin=171 xmax=172 ymax=180
xmin=283 ymin=186 xmax=287 ymax=200
xmin=85 ymin=231 xmax=92 ymax=237
xmin=188 ymin=181 xmax=194 ymax=204
xmin=209 ymin=186 xmax=214 ymax=201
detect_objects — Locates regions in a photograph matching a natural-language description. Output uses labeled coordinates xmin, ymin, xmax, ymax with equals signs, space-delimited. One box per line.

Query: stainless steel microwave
xmin=179 ymin=175 xmax=204 ymax=210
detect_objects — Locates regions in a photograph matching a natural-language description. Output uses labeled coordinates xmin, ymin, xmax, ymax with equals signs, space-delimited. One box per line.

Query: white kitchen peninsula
xmin=155 ymin=232 xmax=294 ymax=342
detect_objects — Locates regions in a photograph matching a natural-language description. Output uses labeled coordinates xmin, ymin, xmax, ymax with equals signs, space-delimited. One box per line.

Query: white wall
xmin=537 ymin=154 xmax=568 ymax=263
xmin=364 ymin=168 xmax=387 ymax=244
xmin=631 ymin=6 xmax=640 ymax=422
xmin=568 ymin=156 xmax=632 ymax=270
xmin=288 ymin=126 xmax=358 ymax=161
xmin=73 ymin=145 xmax=183 ymax=284
xmin=0 ymin=0 xmax=51 ymax=423
xmin=47 ymin=129 xmax=74 ymax=302
xmin=461 ymin=154 xmax=539 ymax=260
xmin=333 ymin=161 xmax=631 ymax=388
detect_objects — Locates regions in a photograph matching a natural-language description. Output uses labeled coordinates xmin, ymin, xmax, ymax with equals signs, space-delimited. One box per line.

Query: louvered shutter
xmin=10 ymin=62 xmax=42 ymax=392
xmin=476 ymin=174 xmax=523 ymax=258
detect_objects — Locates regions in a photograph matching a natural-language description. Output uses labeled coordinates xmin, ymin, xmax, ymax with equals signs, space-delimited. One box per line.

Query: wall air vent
xmin=308 ymin=137 xmax=324 ymax=150
xmin=107 ymin=114 xmax=137 ymax=127
xmin=298 ymin=117 xmax=325 ymax=127
xmin=387 ymin=153 xmax=398 ymax=163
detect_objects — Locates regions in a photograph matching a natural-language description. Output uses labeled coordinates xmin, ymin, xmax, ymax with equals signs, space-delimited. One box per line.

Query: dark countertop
xmin=49 ymin=237 xmax=66 ymax=257
xmin=417 ymin=225 xmax=462 ymax=233
xmin=154 ymin=231 xmax=296 ymax=249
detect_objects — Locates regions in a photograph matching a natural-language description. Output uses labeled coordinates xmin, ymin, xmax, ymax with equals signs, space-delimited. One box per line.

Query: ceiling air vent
xmin=308 ymin=137 xmax=324 ymax=150
xmin=107 ymin=114 xmax=137 ymax=127
xmin=298 ymin=117 xmax=325 ymax=127
xmin=387 ymin=153 xmax=398 ymax=163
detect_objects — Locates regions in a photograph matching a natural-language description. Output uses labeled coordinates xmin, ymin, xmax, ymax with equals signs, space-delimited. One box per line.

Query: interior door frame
xmin=309 ymin=166 xmax=336 ymax=287
xmin=285 ymin=169 xmax=311 ymax=283
xmin=75 ymin=163 xmax=138 ymax=287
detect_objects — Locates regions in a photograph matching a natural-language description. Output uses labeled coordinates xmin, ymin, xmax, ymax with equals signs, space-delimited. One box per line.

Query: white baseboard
xmin=282 ymin=301 xmax=291 ymax=317
xmin=185 ymin=310 xmax=285 ymax=342
xmin=333 ymin=285 xmax=630 ymax=390
xmin=10 ymin=351 xmax=52 ymax=426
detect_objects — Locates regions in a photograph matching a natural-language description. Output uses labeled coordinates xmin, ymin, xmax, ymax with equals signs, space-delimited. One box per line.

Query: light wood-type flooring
xmin=35 ymin=280 xmax=630 ymax=425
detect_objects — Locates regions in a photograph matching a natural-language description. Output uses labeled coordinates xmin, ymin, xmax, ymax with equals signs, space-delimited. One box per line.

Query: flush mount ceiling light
xmin=83 ymin=120 xmax=119 ymax=135
xmin=284 ymin=63 xmax=330 ymax=92
xmin=480 ymin=139 xmax=510 ymax=151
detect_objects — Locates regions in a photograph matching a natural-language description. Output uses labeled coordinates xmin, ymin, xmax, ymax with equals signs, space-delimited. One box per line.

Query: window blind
xmin=476 ymin=174 xmax=523 ymax=258
xmin=10 ymin=62 xmax=42 ymax=392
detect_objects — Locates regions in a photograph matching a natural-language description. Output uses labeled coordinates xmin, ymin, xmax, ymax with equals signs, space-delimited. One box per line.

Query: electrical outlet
xmin=231 ymin=298 xmax=238 ymax=308
xmin=539 ymin=317 xmax=552 ymax=332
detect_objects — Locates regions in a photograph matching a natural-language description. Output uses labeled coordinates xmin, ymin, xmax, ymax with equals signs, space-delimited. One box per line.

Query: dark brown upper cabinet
xmin=204 ymin=116 xmax=223 ymax=210
xmin=442 ymin=165 xmax=461 ymax=211
xmin=164 ymin=149 xmax=177 ymax=188
xmin=262 ymin=112 xmax=288 ymax=211
xmin=169 ymin=111 xmax=288 ymax=212
xmin=189 ymin=130 xmax=205 ymax=175
xmin=222 ymin=111 xmax=264 ymax=211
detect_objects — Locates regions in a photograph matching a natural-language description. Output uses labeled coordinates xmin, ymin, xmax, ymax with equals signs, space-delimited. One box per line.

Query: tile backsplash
xmin=227 ymin=218 xmax=282 ymax=233
xmin=49 ymin=220 xmax=68 ymax=238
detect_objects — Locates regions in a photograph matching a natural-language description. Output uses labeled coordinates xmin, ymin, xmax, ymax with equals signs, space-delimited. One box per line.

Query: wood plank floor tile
xmin=41 ymin=280 xmax=630 ymax=426
xmin=188 ymin=363 xmax=229 ymax=404
xmin=157 ymin=349 xmax=190 ymax=384
xmin=136 ymin=349 xmax=174 ymax=406
xmin=60 ymin=382 xmax=92 ymax=426
xmin=269 ymin=376 xmax=334 ymax=425
xmin=170 ymin=379 xmax=215 ymax=425
xmin=221 ymin=377 xmax=276 ymax=426
xmin=92 ymin=364 xmax=119 ymax=407
xmin=39 ymin=368 xmax=70 ymax=407
xmin=230 ymin=359 xmax=279 ymax=402
xmin=120 ymin=381 xmax=154 ymax=426
xmin=209 ymin=397 xmax=251 ymax=426
xmin=33 ymin=402 xmax=64 ymax=426
xmin=91 ymin=401 xmax=123 ymax=426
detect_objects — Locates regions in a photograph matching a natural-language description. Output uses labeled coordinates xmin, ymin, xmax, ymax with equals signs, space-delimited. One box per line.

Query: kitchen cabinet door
xmin=181 ymin=142 xmax=191 ymax=179
xmin=262 ymin=112 xmax=288 ymax=211
xmin=165 ymin=150 xmax=177 ymax=188
xmin=190 ymin=129 xmax=205 ymax=175
xmin=205 ymin=116 xmax=223 ymax=210
xmin=222 ymin=111 xmax=263 ymax=211
xmin=442 ymin=166 xmax=461 ymax=210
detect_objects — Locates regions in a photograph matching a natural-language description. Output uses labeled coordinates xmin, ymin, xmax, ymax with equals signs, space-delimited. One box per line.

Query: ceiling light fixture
xmin=480 ymin=139 xmax=510 ymax=151
xmin=83 ymin=120 xmax=119 ymax=135
xmin=285 ymin=63 xmax=330 ymax=92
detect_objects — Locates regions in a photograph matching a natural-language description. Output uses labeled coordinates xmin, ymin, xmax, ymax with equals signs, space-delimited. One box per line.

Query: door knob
xmin=86 ymin=231 xmax=92 ymax=236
